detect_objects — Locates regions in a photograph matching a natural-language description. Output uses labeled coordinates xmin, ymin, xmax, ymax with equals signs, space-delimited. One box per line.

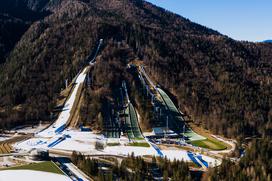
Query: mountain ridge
xmin=263 ymin=39 xmax=272 ymax=43
xmin=0 ymin=0 xmax=52 ymax=64
xmin=0 ymin=0 xmax=271 ymax=139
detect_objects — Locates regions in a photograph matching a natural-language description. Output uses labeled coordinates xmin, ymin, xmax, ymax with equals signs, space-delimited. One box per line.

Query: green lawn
xmin=190 ymin=138 xmax=227 ymax=150
xmin=127 ymin=142 xmax=150 ymax=147
xmin=0 ymin=161 xmax=64 ymax=175
xmin=156 ymin=88 xmax=228 ymax=151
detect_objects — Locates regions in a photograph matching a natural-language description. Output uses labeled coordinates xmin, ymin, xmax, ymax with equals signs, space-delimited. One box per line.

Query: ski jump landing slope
xmin=38 ymin=67 xmax=88 ymax=137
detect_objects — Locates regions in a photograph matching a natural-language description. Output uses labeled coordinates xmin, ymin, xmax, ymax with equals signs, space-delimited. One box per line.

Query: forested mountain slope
xmin=205 ymin=138 xmax=272 ymax=181
xmin=0 ymin=0 xmax=50 ymax=63
xmin=0 ymin=14 xmax=28 ymax=64
xmin=263 ymin=40 xmax=272 ymax=43
xmin=0 ymin=0 xmax=271 ymax=139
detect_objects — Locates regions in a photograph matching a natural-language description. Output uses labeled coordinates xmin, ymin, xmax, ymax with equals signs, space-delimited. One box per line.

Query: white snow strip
xmin=37 ymin=67 xmax=88 ymax=137
xmin=53 ymin=139 xmax=95 ymax=152
xmin=102 ymin=145 xmax=158 ymax=157
xmin=14 ymin=130 xmax=100 ymax=152
xmin=201 ymin=155 xmax=221 ymax=167
xmin=0 ymin=136 xmax=10 ymax=142
xmin=160 ymin=150 xmax=191 ymax=162
xmin=14 ymin=138 xmax=49 ymax=151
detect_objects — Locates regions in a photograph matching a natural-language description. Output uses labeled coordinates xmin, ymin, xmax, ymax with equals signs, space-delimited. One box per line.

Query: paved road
xmin=55 ymin=157 xmax=92 ymax=181
xmin=0 ymin=153 xmax=29 ymax=157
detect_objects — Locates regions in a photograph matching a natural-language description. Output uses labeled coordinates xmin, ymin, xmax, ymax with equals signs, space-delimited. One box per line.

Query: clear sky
xmin=146 ymin=0 xmax=272 ymax=42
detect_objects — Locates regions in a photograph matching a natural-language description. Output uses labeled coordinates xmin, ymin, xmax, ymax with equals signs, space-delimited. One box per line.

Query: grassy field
xmin=0 ymin=161 xmax=64 ymax=175
xmin=156 ymin=88 xmax=230 ymax=151
xmin=189 ymin=123 xmax=231 ymax=150
xmin=190 ymin=138 xmax=227 ymax=150
xmin=127 ymin=142 xmax=150 ymax=147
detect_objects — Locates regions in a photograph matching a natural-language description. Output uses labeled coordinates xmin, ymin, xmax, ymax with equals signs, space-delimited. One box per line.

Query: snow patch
xmin=0 ymin=170 xmax=71 ymax=181
xmin=37 ymin=67 xmax=88 ymax=137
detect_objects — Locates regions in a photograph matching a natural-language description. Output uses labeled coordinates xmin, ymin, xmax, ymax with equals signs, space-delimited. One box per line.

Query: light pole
xmin=65 ymin=79 xmax=68 ymax=88
xmin=165 ymin=116 xmax=169 ymax=140
xmin=183 ymin=124 xmax=185 ymax=141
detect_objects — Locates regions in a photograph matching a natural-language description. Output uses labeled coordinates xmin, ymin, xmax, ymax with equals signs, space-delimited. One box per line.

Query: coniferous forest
xmin=0 ymin=0 xmax=271 ymax=180
xmin=0 ymin=0 xmax=271 ymax=138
